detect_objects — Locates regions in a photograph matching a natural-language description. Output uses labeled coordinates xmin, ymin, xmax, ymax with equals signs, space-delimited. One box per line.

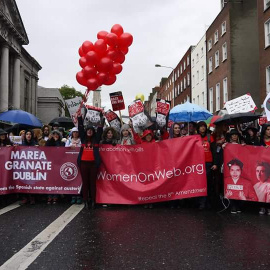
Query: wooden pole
xmin=119 ymin=110 xmax=123 ymax=125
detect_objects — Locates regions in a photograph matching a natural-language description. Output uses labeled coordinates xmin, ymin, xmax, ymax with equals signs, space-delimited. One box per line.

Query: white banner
xmin=225 ymin=94 xmax=257 ymax=114
xmin=65 ymin=97 xmax=82 ymax=127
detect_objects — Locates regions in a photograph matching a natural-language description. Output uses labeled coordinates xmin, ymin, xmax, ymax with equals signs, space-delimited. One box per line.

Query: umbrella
xmin=169 ymin=102 xmax=212 ymax=122
xmin=0 ymin=110 xmax=42 ymax=127
xmin=214 ymin=112 xmax=262 ymax=125
xmin=49 ymin=116 xmax=74 ymax=128
xmin=205 ymin=115 xmax=221 ymax=126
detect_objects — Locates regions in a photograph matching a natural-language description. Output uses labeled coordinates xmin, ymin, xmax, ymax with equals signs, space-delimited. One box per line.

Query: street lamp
xmin=155 ymin=64 xmax=175 ymax=107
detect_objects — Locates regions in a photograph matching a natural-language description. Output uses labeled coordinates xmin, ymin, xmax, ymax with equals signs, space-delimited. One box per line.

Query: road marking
xmin=0 ymin=204 xmax=84 ymax=270
xmin=0 ymin=202 xmax=21 ymax=216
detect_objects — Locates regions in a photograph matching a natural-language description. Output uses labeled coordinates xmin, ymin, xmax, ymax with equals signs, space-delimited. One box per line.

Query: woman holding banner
xmin=77 ymin=110 xmax=103 ymax=209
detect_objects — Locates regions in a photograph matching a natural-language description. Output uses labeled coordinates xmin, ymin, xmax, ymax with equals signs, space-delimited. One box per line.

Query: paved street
xmin=0 ymin=197 xmax=270 ymax=270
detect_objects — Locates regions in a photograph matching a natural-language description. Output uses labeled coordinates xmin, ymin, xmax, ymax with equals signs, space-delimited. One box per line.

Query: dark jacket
xmin=77 ymin=116 xmax=103 ymax=167
xmin=22 ymin=130 xmax=37 ymax=146
xmin=45 ymin=138 xmax=65 ymax=147
xmin=100 ymin=127 xmax=118 ymax=145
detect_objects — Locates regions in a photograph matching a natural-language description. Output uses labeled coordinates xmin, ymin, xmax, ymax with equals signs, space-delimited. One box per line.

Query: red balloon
xmin=97 ymin=31 xmax=108 ymax=41
xmin=96 ymin=72 xmax=108 ymax=85
xmin=87 ymin=78 xmax=99 ymax=90
xmin=94 ymin=39 xmax=107 ymax=55
xmin=106 ymin=49 xmax=118 ymax=60
xmin=106 ymin=33 xmax=118 ymax=47
xmin=97 ymin=57 xmax=113 ymax=73
xmin=114 ymin=51 xmax=125 ymax=64
xmin=76 ymin=71 xmax=87 ymax=86
xmin=79 ymin=57 xmax=88 ymax=68
xmin=83 ymin=66 xmax=97 ymax=79
xmin=112 ymin=63 xmax=122 ymax=74
xmin=82 ymin=41 xmax=94 ymax=54
xmin=119 ymin=33 xmax=133 ymax=47
xmin=85 ymin=51 xmax=99 ymax=66
xmin=111 ymin=24 xmax=124 ymax=37
xmin=104 ymin=74 xmax=117 ymax=86
xmin=78 ymin=46 xmax=85 ymax=57
xmin=119 ymin=45 xmax=129 ymax=55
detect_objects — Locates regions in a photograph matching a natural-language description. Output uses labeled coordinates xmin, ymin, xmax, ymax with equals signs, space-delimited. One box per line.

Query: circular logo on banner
xmin=266 ymin=98 xmax=270 ymax=111
xmin=60 ymin=162 xmax=78 ymax=181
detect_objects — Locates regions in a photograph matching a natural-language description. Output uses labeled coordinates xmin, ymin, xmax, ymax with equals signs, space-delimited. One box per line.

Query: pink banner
xmin=96 ymin=136 xmax=207 ymax=204
xmin=0 ymin=147 xmax=82 ymax=195
xmin=224 ymin=144 xmax=270 ymax=203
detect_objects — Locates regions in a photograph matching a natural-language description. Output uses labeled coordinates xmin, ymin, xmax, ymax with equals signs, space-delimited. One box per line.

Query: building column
xmin=12 ymin=56 xmax=21 ymax=110
xmin=0 ymin=45 xmax=9 ymax=112
xmin=31 ymin=76 xmax=36 ymax=115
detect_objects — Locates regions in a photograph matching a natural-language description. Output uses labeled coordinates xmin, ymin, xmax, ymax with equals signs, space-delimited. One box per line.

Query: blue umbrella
xmin=169 ymin=101 xmax=212 ymax=122
xmin=0 ymin=110 xmax=43 ymax=127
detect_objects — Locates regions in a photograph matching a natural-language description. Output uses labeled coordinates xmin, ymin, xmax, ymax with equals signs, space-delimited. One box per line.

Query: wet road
xmin=0 ymin=198 xmax=270 ymax=270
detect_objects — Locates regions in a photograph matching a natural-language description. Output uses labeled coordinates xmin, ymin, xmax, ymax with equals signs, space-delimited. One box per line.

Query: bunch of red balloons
xmin=76 ymin=24 xmax=133 ymax=91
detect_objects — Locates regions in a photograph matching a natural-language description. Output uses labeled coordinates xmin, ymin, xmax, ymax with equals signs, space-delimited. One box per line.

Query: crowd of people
xmin=0 ymin=111 xmax=270 ymax=215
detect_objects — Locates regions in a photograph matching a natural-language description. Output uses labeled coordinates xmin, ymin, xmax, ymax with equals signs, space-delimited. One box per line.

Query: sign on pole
xmin=109 ymin=91 xmax=125 ymax=111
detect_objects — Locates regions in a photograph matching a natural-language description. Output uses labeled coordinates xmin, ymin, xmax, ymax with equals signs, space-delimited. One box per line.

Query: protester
xmin=184 ymin=122 xmax=197 ymax=135
xmin=65 ymin=127 xmax=81 ymax=147
xmin=101 ymin=127 xmax=118 ymax=145
xmin=22 ymin=130 xmax=38 ymax=146
xmin=0 ymin=129 xmax=13 ymax=146
xmin=33 ymin=128 xmax=46 ymax=146
xmin=169 ymin=123 xmax=182 ymax=139
xmin=196 ymin=121 xmax=217 ymax=210
xmin=52 ymin=122 xmax=60 ymax=130
xmin=19 ymin=130 xmax=26 ymax=142
xmin=45 ymin=130 xmax=65 ymax=204
xmin=260 ymin=123 xmax=270 ymax=147
xmin=42 ymin=125 xmax=51 ymax=141
xmin=244 ymin=126 xmax=260 ymax=146
xmin=119 ymin=124 xmax=135 ymax=145
xmin=227 ymin=129 xmax=245 ymax=144
xmin=77 ymin=111 xmax=103 ymax=209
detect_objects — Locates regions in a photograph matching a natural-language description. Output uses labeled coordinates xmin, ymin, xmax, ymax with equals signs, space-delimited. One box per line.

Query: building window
xmin=208 ymin=39 xmax=212 ymax=51
xmin=201 ymin=65 xmax=204 ymax=81
xmin=222 ymin=42 xmax=227 ymax=61
xmin=265 ymin=19 xmax=270 ymax=47
xmin=201 ymin=47 xmax=204 ymax=57
xmin=223 ymin=77 xmax=228 ymax=103
xmin=197 ymin=95 xmax=199 ymax=105
xmin=193 ymin=98 xmax=195 ymax=103
xmin=187 ymin=95 xmax=190 ymax=102
xmin=196 ymin=70 xmax=199 ymax=85
xmin=192 ymin=74 xmax=195 ymax=88
xmin=216 ymin=83 xmax=220 ymax=111
xmin=184 ymin=77 xmax=186 ymax=89
xmin=196 ymin=53 xmax=199 ymax=63
xmin=187 ymin=72 xmax=190 ymax=86
xmin=181 ymin=80 xmax=183 ymax=92
xmin=202 ymin=92 xmax=205 ymax=108
xmin=184 ymin=61 xmax=186 ymax=70
xmin=264 ymin=0 xmax=270 ymax=10
xmin=180 ymin=65 xmax=183 ymax=74
xmin=209 ymin=87 xmax=213 ymax=113
xmin=209 ymin=57 xmax=213 ymax=73
xmin=214 ymin=30 xmax=219 ymax=44
xmin=215 ymin=50 xmax=220 ymax=68
xmin=187 ymin=56 xmax=190 ymax=66
xmin=192 ymin=59 xmax=195 ymax=67
xmin=178 ymin=84 xmax=180 ymax=95
xmin=266 ymin=66 xmax=270 ymax=93
xmin=221 ymin=21 xmax=226 ymax=36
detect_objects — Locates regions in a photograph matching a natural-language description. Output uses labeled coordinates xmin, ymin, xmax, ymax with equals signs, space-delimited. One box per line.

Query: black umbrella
xmin=214 ymin=112 xmax=262 ymax=125
xmin=49 ymin=117 xmax=74 ymax=129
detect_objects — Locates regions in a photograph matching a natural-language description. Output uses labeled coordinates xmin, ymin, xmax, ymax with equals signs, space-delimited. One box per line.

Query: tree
xmin=59 ymin=85 xmax=84 ymax=117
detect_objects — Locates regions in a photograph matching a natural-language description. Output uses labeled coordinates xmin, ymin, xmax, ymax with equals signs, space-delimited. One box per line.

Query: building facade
xmin=207 ymin=0 xmax=260 ymax=113
xmin=258 ymin=0 xmax=270 ymax=107
xmin=191 ymin=35 xmax=207 ymax=109
xmin=0 ymin=0 xmax=41 ymax=114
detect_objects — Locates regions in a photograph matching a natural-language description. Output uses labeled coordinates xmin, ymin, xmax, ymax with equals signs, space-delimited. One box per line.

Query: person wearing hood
xmin=45 ymin=130 xmax=65 ymax=147
xmin=119 ymin=124 xmax=135 ymax=145
xmin=22 ymin=130 xmax=38 ymax=146
xmin=196 ymin=121 xmax=217 ymax=210
xmin=0 ymin=129 xmax=13 ymax=147
xmin=260 ymin=123 xmax=270 ymax=147
xmin=65 ymin=127 xmax=81 ymax=147
xmin=101 ymin=127 xmax=118 ymax=145
xmin=77 ymin=110 xmax=103 ymax=209
xmin=244 ymin=126 xmax=260 ymax=146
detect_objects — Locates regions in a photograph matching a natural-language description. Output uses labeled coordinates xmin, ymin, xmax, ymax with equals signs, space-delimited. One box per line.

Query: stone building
xmin=0 ymin=0 xmax=41 ymax=114
xmin=258 ymin=0 xmax=270 ymax=107
xmin=206 ymin=0 xmax=260 ymax=113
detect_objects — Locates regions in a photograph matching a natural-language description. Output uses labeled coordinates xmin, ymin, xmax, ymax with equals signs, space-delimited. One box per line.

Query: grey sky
xmin=16 ymin=0 xmax=220 ymax=115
